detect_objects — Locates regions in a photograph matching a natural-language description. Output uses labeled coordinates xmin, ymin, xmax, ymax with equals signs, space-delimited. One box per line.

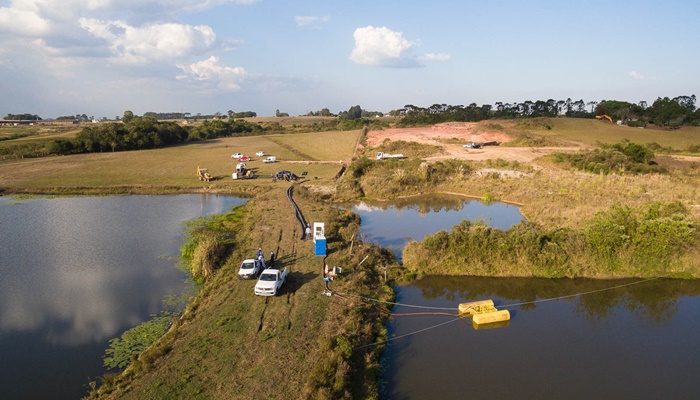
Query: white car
xmin=262 ymin=156 xmax=277 ymax=163
xmin=255 ymin=151 xmax=265 ymax=157
xmin=231 ymin=153 xmax=244 ymax=159
xmin=238 ymin=258 xmax=264 ymax=279
xmin=254 ymin=268 xmax=287 ymax=296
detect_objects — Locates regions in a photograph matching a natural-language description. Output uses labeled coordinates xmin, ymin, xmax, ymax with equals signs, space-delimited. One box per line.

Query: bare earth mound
xmin=366 ymin=121 xmax=577 ymax=162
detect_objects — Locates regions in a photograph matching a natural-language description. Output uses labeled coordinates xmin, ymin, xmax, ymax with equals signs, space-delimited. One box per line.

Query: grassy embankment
xmin=91 ymin=187 xmax=398 ymax=399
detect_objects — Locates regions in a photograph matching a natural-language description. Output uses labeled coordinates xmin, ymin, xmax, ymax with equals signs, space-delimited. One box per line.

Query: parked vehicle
xmin=376 ymin=152 xmax=405 ymax=160
xmin=254 ymin=268 xmax=288 ymax=296
xmin=239 ymin=156 xmax=250 ymax=162
xmin=263 ymin=156 xmax=276 ymax=163
xmin=231 ymin=153 xmax=244 ymax=159
xmin=463 ymin=142 xmax=481 ymax=149
xmin=275 ymin=170 xmax=298 ymax=180
xmin=238 ymin=258 xmax=264 ymax=279
xmin=255 ymin=151 xmax=266 ymax=157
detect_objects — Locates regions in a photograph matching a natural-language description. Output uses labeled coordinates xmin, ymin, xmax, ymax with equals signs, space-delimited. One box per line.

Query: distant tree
xmin=647 ymin=97 xmax=690 ymax=126
xmin=4 ymin=113 xmax=41 ymax=120
xmin=122 ymin=110 xmax=135 ymax=123
xmin=588 ymin=101 xmax=599 ymax=113
xmin=673 ymin=94 xmax=696 ymax=111
xmin=346 ymin=105 xmax=362 ymax=120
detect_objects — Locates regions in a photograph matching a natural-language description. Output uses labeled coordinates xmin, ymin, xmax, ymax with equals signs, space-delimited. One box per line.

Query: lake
xmin=351 ymin=194 xmax=524 ymax=260
xmin=382 ymin=276 xmax=700 ymax=399
xmin=0 ymin=194 xmax=246 ymax=400
xmin=347 ymin=194 xmax=700 ymax=399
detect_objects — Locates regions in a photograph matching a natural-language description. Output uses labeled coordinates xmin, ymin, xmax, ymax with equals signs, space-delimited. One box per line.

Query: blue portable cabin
xmin=313 ymin=222 xmax=326 ymax=256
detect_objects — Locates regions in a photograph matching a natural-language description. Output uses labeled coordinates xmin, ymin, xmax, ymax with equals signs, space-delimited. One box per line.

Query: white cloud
xmin=80 ymin=18 xmax=216 ymax=63
xmin=628 ymin=70 xmax=645 ymax=80
xmin=419 ymin=53 xmax=450 ymax=62
xmin=177 ymin=56 xmax=247 ymax=89
xmin=350 ymin=26 xmax=419 ymax=68
xmin=0 ymin=5 xmax=51 ymax=36
xmin=294 ymin=15 xmax=330 ymax=28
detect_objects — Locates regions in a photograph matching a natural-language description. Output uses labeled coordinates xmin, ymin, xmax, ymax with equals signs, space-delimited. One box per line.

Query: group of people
xmin=257 ymin=247 xmax=275 ymax=268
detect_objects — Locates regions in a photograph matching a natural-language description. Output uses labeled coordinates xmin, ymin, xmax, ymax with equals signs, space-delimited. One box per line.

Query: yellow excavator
xmin=596 ymin=114 xmax=613 ymax=123
xmin=196 ymin=167 xmax=212 ymax=182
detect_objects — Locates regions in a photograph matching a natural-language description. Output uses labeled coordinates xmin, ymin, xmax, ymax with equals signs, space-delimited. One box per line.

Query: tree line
xmin=2 ymin=113 xmax=42 ymax=121
xmin=43 ymin=115 xmax=266 ymax=156
xmin=395 ymin=95 xmax=699 ymax=127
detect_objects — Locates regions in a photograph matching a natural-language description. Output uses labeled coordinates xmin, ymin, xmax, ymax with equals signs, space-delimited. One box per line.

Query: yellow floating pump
xmin=459 ymin=299 xmax=510 ymax=326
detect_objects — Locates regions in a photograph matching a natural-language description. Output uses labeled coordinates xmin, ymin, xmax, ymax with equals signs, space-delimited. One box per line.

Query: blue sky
xmin=1 ymin=0 xmax=698 ymax=118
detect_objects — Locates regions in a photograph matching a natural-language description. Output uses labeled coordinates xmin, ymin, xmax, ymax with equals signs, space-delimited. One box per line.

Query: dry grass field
xmin=526 ymin=118 xmax=700 ymax=149
xmin=0 ymin=132 xmax=357 ymax=191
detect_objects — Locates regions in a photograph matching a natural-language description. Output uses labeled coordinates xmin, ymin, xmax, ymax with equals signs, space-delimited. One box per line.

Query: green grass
xmin=0 ymin=124 xmax=81 ymax=148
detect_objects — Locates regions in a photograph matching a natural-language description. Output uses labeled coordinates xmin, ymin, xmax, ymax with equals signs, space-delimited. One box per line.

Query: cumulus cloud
xmin=628 ymin=70 xmax=645 ymax=80
xmin=419 ymin=53 xmax=450 ymax=62
xmin=80 ymin=18 xmax=216 ymax=63
xmin=294 ymin=15 xmax=330 ymax=28
xmin=0 ymin=5 xmax=52 ymax=36
xmin=350 ymin=26 xmax=419 ymax=68
xmin=176 ymin=56 xmax=247 ymax=89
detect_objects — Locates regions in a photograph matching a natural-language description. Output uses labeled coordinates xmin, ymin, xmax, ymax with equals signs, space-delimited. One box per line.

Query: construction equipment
xmin=196 ymin=167 xmax=212 ymax=182
xmin=596 ymin=114 xmax=613 ymax=123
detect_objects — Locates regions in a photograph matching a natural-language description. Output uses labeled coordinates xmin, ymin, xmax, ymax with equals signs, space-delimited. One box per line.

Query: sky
xmin=1 ymin=0 xmax=698 ymax=119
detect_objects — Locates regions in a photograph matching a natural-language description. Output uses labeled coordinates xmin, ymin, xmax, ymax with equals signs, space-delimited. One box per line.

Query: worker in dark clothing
xmin=269 ymin=251 xmax=275 ymax=268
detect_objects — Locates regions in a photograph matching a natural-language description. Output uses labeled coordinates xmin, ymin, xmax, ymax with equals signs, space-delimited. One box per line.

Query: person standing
xmin=269 ymin=251 xmax=275 ymax=268
xmin=305 ymin=224 xmax=311 ymax=240
xmin=257 ymin=247 xmax=262 ymax=259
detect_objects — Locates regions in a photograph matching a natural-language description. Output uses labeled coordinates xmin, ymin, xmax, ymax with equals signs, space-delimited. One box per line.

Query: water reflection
xmin=0 ymin=194 xmax=245 ymax=399
xmin=352 ymin=194 xmax=524 ymax=260
xmin=412 ymin=276 xmax=700 ymax=325
xmin=383 ymin=276 xmax=700 ymax=400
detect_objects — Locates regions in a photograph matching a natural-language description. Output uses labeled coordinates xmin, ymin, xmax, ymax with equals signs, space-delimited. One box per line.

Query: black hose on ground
xmin=286 ymin=184 xmax=307 ymax=239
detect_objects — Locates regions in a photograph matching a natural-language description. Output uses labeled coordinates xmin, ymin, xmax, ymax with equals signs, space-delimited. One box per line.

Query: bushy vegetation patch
xmin=337 ymin=155 xmax=475 ymax=201
xmin=553 ymin=140 xmax=666 ymax=174
xmin=403 ymin=201 xmax=697 ymax=278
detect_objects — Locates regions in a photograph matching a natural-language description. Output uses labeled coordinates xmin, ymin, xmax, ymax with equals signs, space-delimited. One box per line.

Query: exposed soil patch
xmin=366 ymin=122 xmax=580 ymax=162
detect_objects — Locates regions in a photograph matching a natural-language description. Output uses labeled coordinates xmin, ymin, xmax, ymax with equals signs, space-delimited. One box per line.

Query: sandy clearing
xmin=367 ymin=122 xmax=581 ymax=162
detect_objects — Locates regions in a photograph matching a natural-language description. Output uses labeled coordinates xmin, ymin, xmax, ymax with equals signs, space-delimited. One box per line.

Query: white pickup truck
xmin=254 ymin=268 xmax=288 ymax=296
xmin=376 ymin=151 xmax=405 ymax=160
xmin=238 ymin=258 xmax=264 ymax=279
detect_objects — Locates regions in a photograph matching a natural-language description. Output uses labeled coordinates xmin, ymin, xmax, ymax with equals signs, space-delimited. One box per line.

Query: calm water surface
xmin=352 ymin=194 xmax=524 ymax=260
xmin=350 ymin=195 xmax=700 ymax=399
xmin=0 ymin=194 xmax=246 ymax=400
xmin=383 ymin=277 xmax=700 ymax=399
